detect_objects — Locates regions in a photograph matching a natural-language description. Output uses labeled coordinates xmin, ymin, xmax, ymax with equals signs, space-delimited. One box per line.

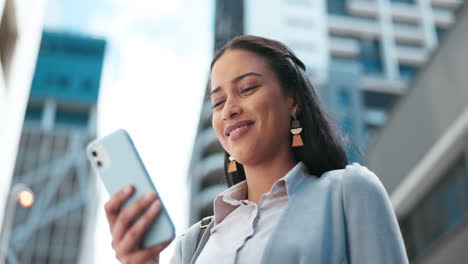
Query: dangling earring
xmin=290 ymin=110 xmax=304 ymax=147
xmin=228 ymin=156 xmax=237 ymax=173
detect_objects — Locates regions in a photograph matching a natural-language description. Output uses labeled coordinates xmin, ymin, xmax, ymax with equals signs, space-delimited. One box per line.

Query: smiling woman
xmin=209 ymin=36 xmax=349 ymax=191
xmin=103 ymin=35 xmax=409 ymax=264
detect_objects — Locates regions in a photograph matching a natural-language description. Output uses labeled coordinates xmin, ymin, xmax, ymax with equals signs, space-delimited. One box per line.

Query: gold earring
xmin=290 ymin=111 xmax=304 ymax=147
xmin=228 ymin=156 xmax=237 ymax=173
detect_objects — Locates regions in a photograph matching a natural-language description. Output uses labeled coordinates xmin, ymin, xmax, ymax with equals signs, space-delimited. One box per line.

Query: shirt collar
xmin=213 ymin=180 xmax=248 ymax=225
xmin=212 ymin=161 xmax=308 ymax=225
xmin=283 ymin=161 xmax=309 ymax=196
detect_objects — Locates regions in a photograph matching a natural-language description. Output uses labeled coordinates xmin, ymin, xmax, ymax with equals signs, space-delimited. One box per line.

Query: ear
xmin=286 ymin=93 xmax=300 ymax=117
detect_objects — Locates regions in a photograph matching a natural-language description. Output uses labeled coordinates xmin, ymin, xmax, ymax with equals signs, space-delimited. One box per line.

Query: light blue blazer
xmin=170 ymin=162 xmax=409 ymax=264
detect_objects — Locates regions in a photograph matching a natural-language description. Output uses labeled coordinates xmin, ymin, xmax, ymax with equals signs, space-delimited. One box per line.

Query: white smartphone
xmin=86 ymin=129 xmax=175 ymax=248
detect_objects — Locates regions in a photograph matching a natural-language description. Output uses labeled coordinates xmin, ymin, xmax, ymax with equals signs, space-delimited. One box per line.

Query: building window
xmin=63 ymin=43 xmax=101 ymax=57
xmin=390 ymin=0 xmax=414 ymax=4
xmin=81 ymin=79 xmax=93 ymax=91
xmin=331 ymin=55 xmax=355 ymax=65
xmin=435 ymin=26 xmax=446 ymax=41
xmin=55 ymin=109 xmax=89 ymax=128
xmin=338 ymin=88 xmax=351 ymax=108
xmin=399 ymin=64 xmax=418 ymax=80
xmin=396 ymin=42 xmax=422 ymax=49
xmin=58 ymin=76 xmax=70 ymax=90
xmin=44 ymin=74 xmax=54 ymax=87
xmin=24 ymin=105 xmax=43 ymax=122
xmin=399 ymin=154 xmax=468 ymax=261
xmin=39 ymin=40 xmax=57 ymax=54
xmin=393 ymin=20 xmax=419 ymax=29
xmin=327 ymin=0 xmax=347 ymax=15
xmin=200 ymin=169 xmax=225 ymax=190
xmin=363 ymin=91 xmax=397 ymax=109
xmin=359 ymin=39 xmax=383 ymax=76
xmin=201 ymin=141 xmax=224 ymax=159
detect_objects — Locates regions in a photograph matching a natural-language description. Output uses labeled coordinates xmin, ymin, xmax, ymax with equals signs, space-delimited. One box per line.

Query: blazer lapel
xmin=260 ymin=168 xmax=316 ymax=263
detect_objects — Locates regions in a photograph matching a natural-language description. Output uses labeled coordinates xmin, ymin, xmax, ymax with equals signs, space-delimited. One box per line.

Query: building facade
xmin=187 ymin=0 xmax=464 ymax=224
xmin=367 ymin=3 xmax=468 ymax=262
xmin=0 ymin=0 xmax=47 ymax=227
xmin=324 ymin=0 xmax=463 ymax=153
xmin=5 ymin=31 xmax=106 ymax=264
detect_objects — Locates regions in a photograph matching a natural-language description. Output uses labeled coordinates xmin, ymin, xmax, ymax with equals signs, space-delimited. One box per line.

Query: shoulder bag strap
xmin=195 ymin=215 xmax=214 ymax=250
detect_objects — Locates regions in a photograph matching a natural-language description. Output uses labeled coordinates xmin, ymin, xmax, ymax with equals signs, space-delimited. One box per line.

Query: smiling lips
xmin=225 ymin=120 xmax=255 ymax=140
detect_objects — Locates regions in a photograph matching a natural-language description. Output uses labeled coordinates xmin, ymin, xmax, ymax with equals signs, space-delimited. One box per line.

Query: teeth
xmin=230 ymin=125 xmax=249 ymax=136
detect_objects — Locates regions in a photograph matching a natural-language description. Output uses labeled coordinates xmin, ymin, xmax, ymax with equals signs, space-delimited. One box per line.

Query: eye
xmin=212 ymin=100 xmax=225 ymax=109
xmin=241 ymin=85 xmax=259 ymax=94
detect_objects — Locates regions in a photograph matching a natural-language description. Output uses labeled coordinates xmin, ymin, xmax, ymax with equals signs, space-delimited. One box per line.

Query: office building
xmin=5 ymin=31 xmax=106 ymax=264
xmin=367 ymin=3 xmax=468 ymax=262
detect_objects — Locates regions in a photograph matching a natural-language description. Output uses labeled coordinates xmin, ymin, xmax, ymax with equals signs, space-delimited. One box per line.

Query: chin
xmin=232 ymin=148 xmax=260 ymax=166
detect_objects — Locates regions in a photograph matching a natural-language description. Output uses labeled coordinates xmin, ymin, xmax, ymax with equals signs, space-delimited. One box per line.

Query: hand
xmin=104 ymin=185 xmax=173 ymax=264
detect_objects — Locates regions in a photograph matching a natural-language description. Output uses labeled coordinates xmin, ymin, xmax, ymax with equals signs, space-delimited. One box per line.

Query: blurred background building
xmin=367 ymin=3 xmax=468 ymax=263
xmin=187 ymin=0 xmax=465 ymax=224
xmin=3 ymin=31 xmax=106 ymax=264
xmin=0 ymin=0 xmax=47 ymax=230
xmin=186 ymin=0 xmax=245 ymax=223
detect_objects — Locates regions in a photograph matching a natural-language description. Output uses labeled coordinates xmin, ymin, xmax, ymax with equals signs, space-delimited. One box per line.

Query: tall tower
xmin=214 ymin=0 xmax=244 ymax=51
xmin=186 ymin=0 xmax=244 ymax=224
xmin=5 ymin=31 xmax=106 ymax=264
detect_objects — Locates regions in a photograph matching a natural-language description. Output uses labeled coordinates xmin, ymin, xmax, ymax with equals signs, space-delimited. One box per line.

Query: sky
xmin=43 ymin=0 xmax=214 ymax=263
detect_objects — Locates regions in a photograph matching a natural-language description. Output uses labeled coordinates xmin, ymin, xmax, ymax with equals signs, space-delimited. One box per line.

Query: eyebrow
xmin=211 ymin=72 xmax=263 ymax=95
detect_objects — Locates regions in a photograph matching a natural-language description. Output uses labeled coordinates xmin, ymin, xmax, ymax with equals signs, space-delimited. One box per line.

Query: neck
xmin=243 ymin=149 xmax=297 ymax=204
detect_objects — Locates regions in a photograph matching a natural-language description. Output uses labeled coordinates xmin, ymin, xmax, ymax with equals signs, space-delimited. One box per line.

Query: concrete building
xmin=243 ymin=0 xmax=464 ymax=158
xmin=0 ymin=0 xmax=47 ymax=228
xmin=5 ymin=31 xmax=106 ymax=264
xmin=185 ymin=0 xmax=245 ymax=223
xmin=367 ymin=3 xmax=468 ymax=262
xmin=187 ymin=0 xmax=464 ymax=223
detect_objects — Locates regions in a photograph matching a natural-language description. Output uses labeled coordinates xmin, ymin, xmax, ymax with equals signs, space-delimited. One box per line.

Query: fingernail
xmin=124 ymin=185 xmax=133 ymax=194
xmin=145 ymin=191 xmax=156 ymax=200
xmin=150 ymin=201 xmax=161 ymax=211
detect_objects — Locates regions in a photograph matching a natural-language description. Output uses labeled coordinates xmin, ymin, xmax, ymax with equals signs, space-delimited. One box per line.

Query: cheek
xmin=212 ymin=113 xmax=226 ymax=145
xmin=257 ymin=94 xmax=290 ymax=131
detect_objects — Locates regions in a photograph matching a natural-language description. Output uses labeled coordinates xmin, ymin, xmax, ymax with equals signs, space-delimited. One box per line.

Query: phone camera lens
xmin=97 ymin=161 xmax=102 ymax=167
xmin=92 ymin=151 xmax=98 ymax=157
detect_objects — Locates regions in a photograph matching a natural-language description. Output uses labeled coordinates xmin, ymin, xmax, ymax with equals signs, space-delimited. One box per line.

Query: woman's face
xmin=210 ymin=49 xmax=296 ymax=166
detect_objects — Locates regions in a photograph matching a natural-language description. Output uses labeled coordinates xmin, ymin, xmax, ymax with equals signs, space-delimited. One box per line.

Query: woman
xmin=104 ymin=35 xmax=409 ymax=263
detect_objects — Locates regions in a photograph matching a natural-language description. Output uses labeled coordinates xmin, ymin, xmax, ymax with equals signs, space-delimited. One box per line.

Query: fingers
xmin=112 ymin=191 xmax=157 ymax=242
xmin=105 ymin=185 xmax=134 ymax=228
xmin=124 ymin=239 xmax=173 ymax=264
xmin=118 ymin=200 xmax=162 ymax=253
xmin=106 ymin=187 xmax=171 ymax=264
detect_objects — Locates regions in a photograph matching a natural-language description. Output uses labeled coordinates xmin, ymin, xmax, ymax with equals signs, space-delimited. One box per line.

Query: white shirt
xmin=195 ymin=162 xmax=304 ymax=264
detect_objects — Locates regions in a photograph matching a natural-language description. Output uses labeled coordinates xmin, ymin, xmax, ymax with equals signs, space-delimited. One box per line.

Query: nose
xmin=222 ymin=98 xmax=243 ymax=121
